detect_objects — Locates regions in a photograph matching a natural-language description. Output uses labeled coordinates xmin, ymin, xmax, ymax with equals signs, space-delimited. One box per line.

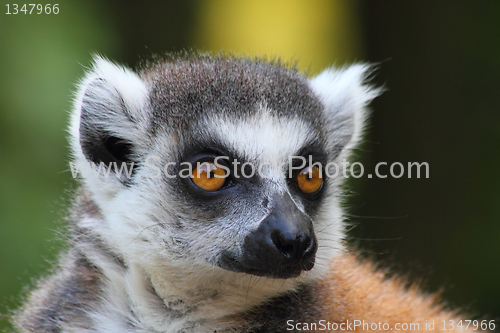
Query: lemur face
xmin=72 ymin=55 xmax=378 ymax=282
xmin=163 ymin=112 xmax=325 ymax=279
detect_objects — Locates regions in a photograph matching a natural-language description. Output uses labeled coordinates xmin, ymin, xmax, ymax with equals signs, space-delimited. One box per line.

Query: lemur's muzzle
xmin=223 ymin=194 xmax=317 ymax=279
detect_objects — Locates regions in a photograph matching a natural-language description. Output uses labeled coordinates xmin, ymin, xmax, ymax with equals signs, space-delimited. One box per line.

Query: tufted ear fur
xmin=69 ymin=56 xmax=150 ymax=186
xmin=308 ymin=64 xmax=381 ymax=158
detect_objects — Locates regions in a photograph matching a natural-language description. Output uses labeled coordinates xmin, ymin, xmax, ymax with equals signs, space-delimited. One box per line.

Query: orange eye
xmin=191 ymin=162 xmax=226 ymax=192
xmin=297 ymin=165 xmax=323 ymax=194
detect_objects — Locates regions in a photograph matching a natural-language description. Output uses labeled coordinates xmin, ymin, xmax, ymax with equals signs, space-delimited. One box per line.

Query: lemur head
xmin=71 ymin=54 xmax=378 ymax=289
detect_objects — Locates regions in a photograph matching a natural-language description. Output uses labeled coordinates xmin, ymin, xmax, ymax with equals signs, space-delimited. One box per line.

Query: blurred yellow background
xmin=193 ymin=0 xmax=362 ymax=74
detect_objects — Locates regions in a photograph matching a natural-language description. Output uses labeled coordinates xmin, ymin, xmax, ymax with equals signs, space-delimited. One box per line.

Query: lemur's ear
xmin=70 ymin=56 xmax=149 ymax=180
xmin=309 ymin=64 xmax=381 ymax=156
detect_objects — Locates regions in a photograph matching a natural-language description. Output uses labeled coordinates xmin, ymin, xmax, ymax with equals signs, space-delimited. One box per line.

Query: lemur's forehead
xmin=145 ymin=57 xmax=324 ymax=133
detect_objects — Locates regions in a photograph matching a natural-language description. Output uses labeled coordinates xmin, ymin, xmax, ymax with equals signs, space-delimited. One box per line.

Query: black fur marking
xmin=103 ymin=136 xmax=134 ymax=166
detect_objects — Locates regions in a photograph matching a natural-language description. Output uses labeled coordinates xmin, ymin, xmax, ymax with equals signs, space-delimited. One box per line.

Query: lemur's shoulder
xmin=14 ymin=250 xmax=101 ymax=332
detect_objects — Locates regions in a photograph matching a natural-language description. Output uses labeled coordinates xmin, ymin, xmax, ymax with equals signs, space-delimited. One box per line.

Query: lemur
xmin=13 ymin=54 xmax=481 ymax=332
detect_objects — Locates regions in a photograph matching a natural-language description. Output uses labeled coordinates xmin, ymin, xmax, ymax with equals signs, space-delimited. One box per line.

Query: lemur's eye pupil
xmin=297 ymin=165 xmax=323 ymax=194
xmin=192 ymin=162 xmax=226 ymax=192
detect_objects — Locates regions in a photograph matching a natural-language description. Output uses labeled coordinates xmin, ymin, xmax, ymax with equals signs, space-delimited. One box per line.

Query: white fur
xmin=309 ymin=64 xmax=381 ymax=153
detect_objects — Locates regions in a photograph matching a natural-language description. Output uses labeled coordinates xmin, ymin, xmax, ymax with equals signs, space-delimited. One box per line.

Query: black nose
xmin=271 ymin=225 xmax=315 ymax=263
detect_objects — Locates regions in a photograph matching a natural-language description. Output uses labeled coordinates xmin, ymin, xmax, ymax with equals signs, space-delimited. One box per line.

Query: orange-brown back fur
xmin=316 ymin=252 xmax=467 ymax=332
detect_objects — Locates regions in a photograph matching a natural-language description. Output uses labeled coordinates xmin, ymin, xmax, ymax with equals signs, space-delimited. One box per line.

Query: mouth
xmin=217 ymin=250 xmax=316 ymax=279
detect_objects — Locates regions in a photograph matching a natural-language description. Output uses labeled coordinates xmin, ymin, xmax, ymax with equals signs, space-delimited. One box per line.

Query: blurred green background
xmin=0 ymin=0 xmax=499 ymax=330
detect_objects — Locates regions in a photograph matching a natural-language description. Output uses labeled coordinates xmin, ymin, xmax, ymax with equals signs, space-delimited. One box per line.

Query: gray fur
xmin=144 ymin=55 xmax=324 ymax=132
